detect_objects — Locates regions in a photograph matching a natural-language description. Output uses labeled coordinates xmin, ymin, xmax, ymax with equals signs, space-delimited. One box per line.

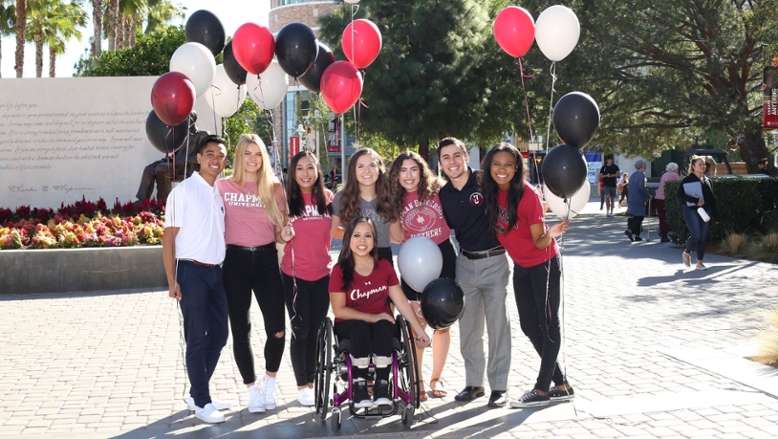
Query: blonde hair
xmin=230 ymin=134 xmax=285 ymax=227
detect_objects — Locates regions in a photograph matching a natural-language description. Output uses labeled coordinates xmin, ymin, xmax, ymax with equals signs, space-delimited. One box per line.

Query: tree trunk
xmin=92 ymin=0 xmax=103 ymax=57
xmin=34 ymin=30 xmax=43 ymax=78
xmin=739 ymin=127 xmax=771 ymax=174
xmin=49 ymin=45 xmax=56 ymax=77
xmin=15 ymin=0 xmax=26 ymax=78
xmin=418 ymin=138 xmax=430 ymax=163
xmin=128 ymin=17 xmax=135 ymax=47
xmin=108 ymin=0 xmax=119 ymax=51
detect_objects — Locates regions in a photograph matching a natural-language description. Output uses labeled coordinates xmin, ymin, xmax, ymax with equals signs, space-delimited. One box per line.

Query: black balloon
xmin=299 ymin=42 xmax=335 ymax=93
xmin=420 ymin=279 xmax=465 ymax=330
xmin=185 ymin=10 xmax=225 ymax=57
xmin=541 ymin=144 xmax=588 ymax=199
xmin=223 ymin=40 xmax=247 ymax=86
xmin=553 ymin=91 xmax=600 ymax=149
xmin=275 ymin=22 xmax=318 ymax=78
xmin=146 ymin=110 xmax=189 ymax=154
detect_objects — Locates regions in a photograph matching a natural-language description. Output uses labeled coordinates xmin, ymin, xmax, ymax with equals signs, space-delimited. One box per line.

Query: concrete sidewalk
xmin=1 ymin=199 xmax=777 ymax=439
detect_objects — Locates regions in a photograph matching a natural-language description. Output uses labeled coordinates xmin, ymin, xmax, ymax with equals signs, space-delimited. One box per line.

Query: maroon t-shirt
xmin=281 ymin=191 xmax=334 ymax=281
xmin=328 ymin=258 xmax=398 ymax=324
xmin=400 ymin=190 xmax=452 ymax=244
xmin=496 ymin=186 xmax=558 ymax=268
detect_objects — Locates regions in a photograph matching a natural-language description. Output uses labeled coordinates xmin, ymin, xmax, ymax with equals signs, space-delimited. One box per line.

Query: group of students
xmin=162 ymin=134 xmax=574 ymax=424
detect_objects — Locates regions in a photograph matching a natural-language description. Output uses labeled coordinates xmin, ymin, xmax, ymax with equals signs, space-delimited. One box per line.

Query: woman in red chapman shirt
xmin=329 ymin=217 xmax=429 ymax=409
xmin=388 ymin=150 xmax=456 ymax=400
xmin=281 ymin=151 xmax=334 ymax=407
xmin=216 ymin=134 xmax=293 ymax=414
xmin=481 ymin=143 xmax=573 ymax=409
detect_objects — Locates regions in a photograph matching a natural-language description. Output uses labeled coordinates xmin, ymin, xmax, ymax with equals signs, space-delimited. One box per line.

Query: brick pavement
xmin=1 ymin=198 xmax=777 ymax=438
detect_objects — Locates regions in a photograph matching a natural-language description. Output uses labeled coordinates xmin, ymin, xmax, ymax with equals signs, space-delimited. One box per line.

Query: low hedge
xmin=665 ymin=177 xmax=778 ymax=244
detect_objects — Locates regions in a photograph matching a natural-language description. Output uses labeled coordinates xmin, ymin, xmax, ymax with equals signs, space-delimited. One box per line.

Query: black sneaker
xmin=624 ymin=230 xmax=634 ymax=242
xmin=548 ymin=385 xmax=575 ymax=401
xmin=352 ymin=380 xmax=374 ymax=409
xmin=634 ymin=236 xmax=643 ymax=241
xmin=373 ymin=380 xmax=392 ymax=407
xmin=510 ymin=389 xmax=551 ymax=408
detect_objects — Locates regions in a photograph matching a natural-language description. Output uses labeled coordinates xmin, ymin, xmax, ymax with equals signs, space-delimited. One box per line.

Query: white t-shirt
xmin=164 ymin=172 xmax=226 ymax=265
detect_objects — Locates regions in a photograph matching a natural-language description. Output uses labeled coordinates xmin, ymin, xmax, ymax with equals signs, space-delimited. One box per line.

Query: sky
xmin=1 ymin=0 xmax=270 ymax=78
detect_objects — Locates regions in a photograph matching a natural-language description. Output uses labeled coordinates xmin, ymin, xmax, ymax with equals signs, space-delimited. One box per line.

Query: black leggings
xmin=512 ymin=256 xmax=565 ymax=392
xmin=401 ymin=238 xmax=458 ymax=300
xmin=222 ymin=244 xmax=286 ymax=384
xmin=282 ymin=273 xmax=330 ymax=387
xmin=335 ymin=319 xmax=398 ymax=381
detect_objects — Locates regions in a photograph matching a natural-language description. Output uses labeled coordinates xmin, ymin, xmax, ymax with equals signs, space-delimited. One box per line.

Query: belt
xmin=227 ymin=243 xmax=276 ymax=252
xmin=461 ymin=247 xmax=506 ymax=260
xmin=180 ymin=259 xmax=218 ymax=268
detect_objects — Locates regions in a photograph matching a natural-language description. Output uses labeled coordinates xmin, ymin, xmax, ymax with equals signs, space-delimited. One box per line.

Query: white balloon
xmin=534 ymin=5 xmax=580 ymax=62
xmin=170 ymin=42 xmax=216 ymax=98
xmin=205 ymin=64 xmax=247 ymax=118
xmin=543 ymin=179 xmax=590 ymax=219
xmin=398 ymin=236 xmax=443 ymax=292
xmin=246 ymin=60 xmax=289 ymax=110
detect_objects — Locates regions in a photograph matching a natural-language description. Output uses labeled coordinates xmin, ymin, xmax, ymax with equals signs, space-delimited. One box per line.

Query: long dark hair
xmin=339 ymin=148 xmax=397 ymax=224
xmin=388 ymin=150 xmax=440 ymax=209
xmin=482 ymin=142 xmax=526 ymax=233
xmin=337 ymin=216 xmax=378 ymax=291
xmin=287 ymin=151 xmax=332 ymax=217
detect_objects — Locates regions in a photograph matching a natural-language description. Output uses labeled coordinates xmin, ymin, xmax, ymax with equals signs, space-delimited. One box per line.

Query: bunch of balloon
xmin=230 ymin=22 xmax=288 ymax=111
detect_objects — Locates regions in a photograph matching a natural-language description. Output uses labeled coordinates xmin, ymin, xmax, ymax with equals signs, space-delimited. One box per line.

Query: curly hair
xmin=481 ymin=142 xmax=527 ymax=233
xmin=388 ymin=150 xmax=440 ymax=209
xmin=338 ymin=148 xmax=397 ymax=224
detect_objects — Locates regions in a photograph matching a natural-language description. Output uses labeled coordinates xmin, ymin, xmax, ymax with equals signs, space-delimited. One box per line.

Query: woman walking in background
xmin=624 ymin=160 xmax=651 ymax=242
xmin=481 ymin=143 xmax=573 ymax=408
xmin=388 ymin=151 xmax=456 ymax=400
xmin=282 ymin=151 xmax=334 ymax=406
xmin=655 ymin=162 xmax=680 ymax=242
xmin=330 ymin=148 xmax=399 ymax=263
xmin=216 ymin=134 xmax=291 ymax=414
xmin=677 ymin=156 xmax=719 ymax=271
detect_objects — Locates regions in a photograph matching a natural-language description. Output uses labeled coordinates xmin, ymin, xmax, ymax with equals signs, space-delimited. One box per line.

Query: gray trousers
xmin=455 ymin=252 xmax=511 ymax=390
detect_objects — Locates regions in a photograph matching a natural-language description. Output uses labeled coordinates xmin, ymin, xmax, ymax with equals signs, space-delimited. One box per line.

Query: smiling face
xmin=355 ymin=153 xmax=380 ymax=188
xmin=294 ymin=155 xmax=317 ymax=193
xmin=490 ymin=151 xmax=517 ymax=191
xmin=240 ymin=142 xmax=263 ymax=178
xmin=439 ymin=144 xmax=468 ymax=180
xmin=349 ymin=221 xmax=375 ymax=257
xmin=197 ymin=141 xmax=227 ymax=181
xmin=399 ymin=158 xmax=421 ymax=192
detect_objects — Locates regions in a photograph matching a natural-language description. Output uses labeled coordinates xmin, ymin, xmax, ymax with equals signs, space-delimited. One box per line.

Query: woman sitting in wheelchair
xmin=328 ymin=216 xmax=430 ymax=409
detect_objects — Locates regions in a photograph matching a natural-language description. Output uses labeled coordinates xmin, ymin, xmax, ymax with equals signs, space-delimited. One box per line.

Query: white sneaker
xmin=696 ymin=262 xmax=707 ymax=271
xmin=259 ymin=376 xmax=278 ymax=409
xmin=187 ymin=396 xmax=232 ymax=411
xmin=297 ymin=387 xmax=315 ymax=407
xmin=248 ymin=385 xmax=265 ymax=413
xmin=195 ymin=403 xmax=226 ymax=424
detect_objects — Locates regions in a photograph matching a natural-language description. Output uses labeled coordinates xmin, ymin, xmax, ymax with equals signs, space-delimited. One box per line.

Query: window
xmin=280 ymin=0 xmax=308 ymax=5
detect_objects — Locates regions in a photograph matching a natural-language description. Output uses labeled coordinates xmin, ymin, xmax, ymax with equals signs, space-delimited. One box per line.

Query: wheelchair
xmin=313 ymin=315 xmax=421 ymax=431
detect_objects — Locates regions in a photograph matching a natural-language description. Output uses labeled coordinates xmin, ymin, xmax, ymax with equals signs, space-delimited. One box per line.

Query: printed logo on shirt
xmin=470 ymin=192 xmax=484 ymax=207
xmin=350 ymin=284 xmax=386 ymax=302
xmin=497 ymin=205 xmax=518 ymax=232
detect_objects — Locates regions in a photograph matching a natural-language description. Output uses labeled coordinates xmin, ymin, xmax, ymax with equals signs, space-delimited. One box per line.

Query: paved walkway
xmin=1 ymin=199 xmax=777 ymax=439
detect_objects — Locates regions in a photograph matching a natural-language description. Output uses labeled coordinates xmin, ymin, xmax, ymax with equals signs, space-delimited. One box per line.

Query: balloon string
xmin=518 ymin=57 xmax=535 ymax=143
xmin=350 ymin=4 xmax=357 ymax=66
xmin=210 ymin=86 xmax=219 ymax=145
xmin=545 ymin=61 xmax=558 ymax=152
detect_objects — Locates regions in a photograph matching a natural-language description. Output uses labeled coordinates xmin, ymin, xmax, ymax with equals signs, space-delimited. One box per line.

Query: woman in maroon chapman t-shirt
xmin=328 ymin=217 xmax=430 ymax=409
xmin=388 ymin=150 xmax=457 ymax=400
xmin=481 ymin=143 xmax=574 ymax=409
xmin=281 ymin=151 xmax=334 ymax=407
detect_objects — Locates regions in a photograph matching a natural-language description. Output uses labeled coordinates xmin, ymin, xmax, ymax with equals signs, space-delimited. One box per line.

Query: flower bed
xmin=1 ymin=197 xmax=165 ymax=250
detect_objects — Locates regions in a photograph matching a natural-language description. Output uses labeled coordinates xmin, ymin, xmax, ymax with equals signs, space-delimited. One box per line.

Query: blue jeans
xmin=682 ymin=207 xmax=710 ymax=261
xmin=177 ymin=261 xmax=229 ymax=409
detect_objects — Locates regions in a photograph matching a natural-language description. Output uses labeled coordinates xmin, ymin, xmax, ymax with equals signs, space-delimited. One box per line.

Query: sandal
xmin=429 ymin=379 xmax=447 ymax=398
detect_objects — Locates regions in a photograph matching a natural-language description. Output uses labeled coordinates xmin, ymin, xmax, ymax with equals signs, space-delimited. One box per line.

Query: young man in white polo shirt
xmin=163 ymin=135 xmax=230 ymax=424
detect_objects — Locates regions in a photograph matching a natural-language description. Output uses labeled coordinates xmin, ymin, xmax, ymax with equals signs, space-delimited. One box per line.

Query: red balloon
xmin=493 ymin=6 xmax=535 ymax=58
xmin=321 ymin=61 xmax=363 ymax=115
xmin=232 ymin=23 xmax=275 ymax=75
xmin=342 ymin=19 xmax=382 ymax=69
xmin=150 ymin=72 xmax=196 ymax=127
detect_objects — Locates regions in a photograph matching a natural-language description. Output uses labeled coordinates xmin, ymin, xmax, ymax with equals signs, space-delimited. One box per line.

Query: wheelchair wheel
xmin=330 ymin=408 xmax=342 ymax=431
xmin=396 ymin=315 xmax=421 ymax=409
xmin=314 ymin=318 xmax=332 ymax=421
xmin=401 ymin=403 xmax=415 ymax=427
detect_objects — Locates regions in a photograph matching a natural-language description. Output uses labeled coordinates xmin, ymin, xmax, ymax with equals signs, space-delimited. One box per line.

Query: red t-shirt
xmin=400 ymin=190 xmax=452 ymax=244
xmin=496 ymin=187 xmax=558 ymax=268
xmin=281 ymin=190 xmax=334 ymax=281
xmin=217 ymin=179 xmax=286 ymax=247
xmin=328 ymin=258 xmax=398 ymax=324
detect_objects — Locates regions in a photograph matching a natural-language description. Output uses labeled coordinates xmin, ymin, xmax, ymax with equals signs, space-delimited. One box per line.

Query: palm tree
xmin=26 ymin=0 xmax=86 ymax=77
xmin=0 ymin=1 xmax=16 ymax=77
xmin=44 ymin=1 xmax=86 ymax=76
xmin=90 ymin=0 xmax=102 ymax=57
xmin=14 ymin=0 xmax=25 ymax=77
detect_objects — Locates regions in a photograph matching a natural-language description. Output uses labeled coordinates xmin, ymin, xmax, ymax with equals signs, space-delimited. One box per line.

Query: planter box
xmin=0 ymin=246 xmax=166 ymax=295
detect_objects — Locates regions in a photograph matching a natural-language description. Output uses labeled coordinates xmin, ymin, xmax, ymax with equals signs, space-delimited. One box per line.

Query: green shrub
xmin=665 ymin=178 xmax=774 ymax=244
